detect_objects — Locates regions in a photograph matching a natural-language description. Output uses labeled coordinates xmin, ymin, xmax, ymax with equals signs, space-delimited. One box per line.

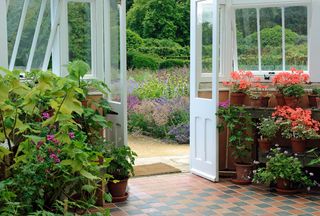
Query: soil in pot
xmin=260 ymin=96 xmax=270 ymax=107
xmin=275 ymin=178 xmax=299 ymax=194
xmin=284 ymin=96 xmax=300 ymax=108
xmin=308 ymin=95 xmax=317 ymax=108
xmin=231 ymin=163 xmax=253 ymax=185
xmin=107 ymin=178 xmax=129 ymax=202
xmin=275 ymin=93 xmax=285 ymax=106
xmin=258 ymin=139 xmax=271 ymax=153
xmin=291 ymin=139 xmax=306 ymax=154
xmin=249 ymin=98 xmax=261 ymax=108
xmin=230 ymin=92 xmax=246 ymax=106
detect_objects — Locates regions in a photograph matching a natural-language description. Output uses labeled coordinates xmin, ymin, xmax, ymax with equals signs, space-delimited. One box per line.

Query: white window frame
xmin=232 ymin=1 xmax=311 ymax=79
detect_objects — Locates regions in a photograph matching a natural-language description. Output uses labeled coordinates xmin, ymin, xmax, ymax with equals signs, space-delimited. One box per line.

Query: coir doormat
xmin=134 ymin=163 xmax=181 ymax=177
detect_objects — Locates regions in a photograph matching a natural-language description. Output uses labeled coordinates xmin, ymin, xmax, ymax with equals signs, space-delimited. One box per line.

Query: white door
xmin=190 ymin=0 xmax=219 ymax=182
xmin=104 ymin=0 xmax=127 ymax=146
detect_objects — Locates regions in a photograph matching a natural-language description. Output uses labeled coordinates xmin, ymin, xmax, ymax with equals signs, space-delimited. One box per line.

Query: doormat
xmin=134 ymin=163 xmax=181 ymax=177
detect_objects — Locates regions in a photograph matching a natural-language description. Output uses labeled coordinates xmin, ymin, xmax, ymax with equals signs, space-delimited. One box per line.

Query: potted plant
xmin=253 ymin=147 xmax=314 ymax=194
xmin=260 ymin=91 xmax=272 ymax=108
xmin=272 ymin=106 xmax=320 ymax=153
xmin=217 ymin=105 xmax=254 ymax=184
xmin=105 ymin=145 xmax=137 ymax=202
xmin=308 ymin=87 xmax=320 ymax=108
xmin=223 ymin=70 xmax=261 ymax=106
xmin=272 ymin=68 xmax=309 ymax=106
xmin=282 ymin=85 xmax=305 ymax=108
xmin=257 ymin=118 xmax=278 ymax=152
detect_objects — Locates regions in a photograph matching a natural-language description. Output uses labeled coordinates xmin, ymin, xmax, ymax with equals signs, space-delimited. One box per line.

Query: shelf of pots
xmin=272 ymin=68 xmax=309 ymax=108
xmin=217 ymin=105 xmax=255 ymax=185
xmin=253 ymin=147 xmax=315 ymax=195
xmin=256 ymin=117 xmax=279 ymax=153
xmin=308 ymin=87 xmax=320 ymax=108
xmin=223 ymin=70 xmax=267 ymax=106
xmin=272 ymin=106 xmax=320 ymax=154
xmin=104 ymin=145 xmax=137 ymax=202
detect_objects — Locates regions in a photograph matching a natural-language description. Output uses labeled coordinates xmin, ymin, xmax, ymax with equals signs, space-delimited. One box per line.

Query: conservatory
xmin=1 ymin=0 xmax=320 ymax=214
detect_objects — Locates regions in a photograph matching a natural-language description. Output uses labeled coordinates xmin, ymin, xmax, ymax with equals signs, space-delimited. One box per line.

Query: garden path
xmin=128 ymin=135 xmax=190 ymax=172
xmin=108 ymin=173 xmax=320 ymax=216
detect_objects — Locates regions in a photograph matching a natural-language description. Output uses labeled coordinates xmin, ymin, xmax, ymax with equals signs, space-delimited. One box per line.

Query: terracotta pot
xmin=275 ymin=93 xmax=285 ymax=106
xmin=258 ymin=139 xmax=271 ymax=153
xmin=284 ymin=96 xmax=300 ymax=108
xmin=275 ymin=179 xmax=298 ymax=194
xmin=249 ymin=98 xmax=261 ymax=108
xmin=231 ymin=163 xmax=253 ymax=185
xmin=81 ymin=100 xmax=88 ymax=107
xmin=230 ymin=92 xmax=246 ymax=106
xmin=316 ymin=97 xmax=320 ymax=109
xmin=308 ymin=95 xmax=318 ymax=108
xmin=107 ymin=178 xmax=129 ymax=201
xmin=260 ymin=96 xmax=270 ymax=107
xmin=291 ymin=139 xmax=305 ymax=154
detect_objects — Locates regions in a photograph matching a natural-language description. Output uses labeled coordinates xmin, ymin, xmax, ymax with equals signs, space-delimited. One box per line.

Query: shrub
xmin=168 ymin=124 xmax=190 ymax=144
xmin=133 ymin=77 xmax=165 ymax=99
xmin=127 ymin=51 xmax=161 ymax=70
xmin=159 ymin=59 xmax=188 ymax=69
xmin=127 ymin=29 xmax=144 ymax=50
xmin=282 ymin=84 xmax=305 ymax=98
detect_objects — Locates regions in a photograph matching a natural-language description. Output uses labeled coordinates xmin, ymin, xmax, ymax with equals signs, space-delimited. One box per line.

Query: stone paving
xmin=108 ymin=173 xmax=320 ymax=216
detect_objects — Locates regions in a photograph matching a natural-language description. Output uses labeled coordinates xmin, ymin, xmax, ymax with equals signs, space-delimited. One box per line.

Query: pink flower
xmin=42 ymin=112 xmax=50 ymax=119
xmin=36 ymin=141 xmax=44 ymax=149
xmin=49 ymin=153 xmax=60 ymax=163
xmin=47 ymin=135 xmax=55 ymax=141
xmin=69 ymin=132 xmax=75 ymax=139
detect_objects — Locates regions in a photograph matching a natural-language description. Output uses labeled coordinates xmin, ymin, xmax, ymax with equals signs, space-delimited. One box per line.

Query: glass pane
xmin=236 ymin=8 xmax=258 ymax=71
xmin=32 ymin=0 xmax=51 ymax=69
xmin=68 ymin=2 xmax=92 ymax=68
xmin=110 ymin=0 xmax=121 ymax=102
xmin=260 ymin=7 xmax=282 ymax=71
xmin=196 ymin=0 xmax=212 ymax=99
xmin=285 ymin=6 xmax=308 ymax=71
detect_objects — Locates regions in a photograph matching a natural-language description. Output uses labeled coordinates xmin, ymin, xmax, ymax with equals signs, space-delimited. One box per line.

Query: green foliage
xmin=282 ymin=85 xmax=305 ymax=98
xmin=217 ymin=106 xmax=253 ymax=163
xmin=253 ymin=147 xmax=314 ymax=186
xmin=104 ymin=145 xmax=137 ymax=180
xmin=127 ymin=51 xmax=161 ymax=70
xmin=257 ymin=118 xmax=278 ymax=140
xmin=127 ymin=29 xmax=144 ymax=50
xmin=159 ymin=59 xmax=188 ymax=69
xmin=312 ymin=88 xmax=320 ymax=96
xmin=127 ymin=0 xmax=190 ymax=46
xmin=134 ymin=78 xmax=165 ymax=99
xmin=307 ymin=148 xmax=320 ymax=166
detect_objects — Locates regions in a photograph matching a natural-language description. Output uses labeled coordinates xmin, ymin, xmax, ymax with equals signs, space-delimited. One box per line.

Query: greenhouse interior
xmin=0 ymin=0 xmax=320 ymax=215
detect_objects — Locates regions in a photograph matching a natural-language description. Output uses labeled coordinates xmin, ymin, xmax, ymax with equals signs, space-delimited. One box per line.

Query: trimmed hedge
xmin=159 ymin=59 xmax=189 ymax=69
xmin=127 ymin=51 xmax=161 ymax=70
xmin=127 ymin=29 xmax=144 ymax=50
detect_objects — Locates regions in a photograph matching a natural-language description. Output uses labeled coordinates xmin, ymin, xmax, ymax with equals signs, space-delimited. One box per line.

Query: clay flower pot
xmin=275 ymin=178 xmax=299 ymax=194
xmin=284 ymin=96 xmax=300 ymax=108
xmin=316 ymin=97 xmax=320 ymax=109
xmin=107 ymin=178 xmax=129 ymax=202
xmin=249 ymin=98 xmax=261 ymax=108
xmin=308 ymin=95 xmax=317 ymax=108
xmin=275 ymin=93 xmax=285 ymax=106
xmin=231 ymin=163 xmax=253 ymax=185
xmin=291 ymin=139 xmax=306 ymax=154
xmin=260 ymin=96 xmax=270 ymax=107
xmin=230 ymin=92 xmax=246 ymax=106
xmin=258 ymin=139 xmax=271 ymax=153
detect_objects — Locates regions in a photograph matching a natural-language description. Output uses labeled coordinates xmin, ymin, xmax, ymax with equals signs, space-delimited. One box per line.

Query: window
xmin=235 ymin=5 xmax=308 ymax=74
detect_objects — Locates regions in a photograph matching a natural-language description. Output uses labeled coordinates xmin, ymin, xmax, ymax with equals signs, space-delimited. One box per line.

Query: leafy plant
xmin=311 ymin=87 xmax=320 ymax=96
xmin=257 ymin=117 xmax=278 ymax=140
xmin=253 ymin=147 xmax=314 ymax=186
xmin=282 ymin=84 xmax=305 ymax=98
xmin=104 ymin=145 xmax=137 ymax=180
xmin=217 ymin=105 xmax=253 ymax=163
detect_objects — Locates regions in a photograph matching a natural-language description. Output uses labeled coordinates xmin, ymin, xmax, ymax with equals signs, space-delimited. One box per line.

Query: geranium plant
xmin=257 ymin=117 xmax=278 ymax=141
xmin=272 ymin=106 xmax=320 ymax=140
xmin=223 ymin=70 xmax=263 ymax=93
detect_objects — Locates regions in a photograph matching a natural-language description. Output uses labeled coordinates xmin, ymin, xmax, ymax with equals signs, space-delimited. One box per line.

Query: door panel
xmin=190 ymin=0 xmax=219 ymax=181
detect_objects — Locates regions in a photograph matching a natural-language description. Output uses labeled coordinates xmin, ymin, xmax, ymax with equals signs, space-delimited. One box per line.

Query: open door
xmin=104 ymin=0 xmax=127 ymax=146
xmin=190 ymin=0 xmax=219 ymax=182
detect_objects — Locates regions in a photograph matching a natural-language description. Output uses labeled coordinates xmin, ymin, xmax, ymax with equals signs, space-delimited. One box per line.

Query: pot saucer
xmin=112 ymin=192 xmax=129 ymax=203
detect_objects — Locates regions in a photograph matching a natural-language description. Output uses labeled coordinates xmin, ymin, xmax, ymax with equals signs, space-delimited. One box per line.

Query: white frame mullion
xmin=42 ymin=0 xmax=62 ymax=71
xmin=281 ymin=7 xmax=285 ymax=71
xmin=256 ymin=8 xmax=262 ymax=72
xmin=0 ymin=0 xmax=8 ymax=71
xmin=9 ymin=0 xmax=30 ymax=71
xmin=6 ymin=0 xmax=10 ymax=12
xmin=26 ymin=0 xmax=47 ymax=72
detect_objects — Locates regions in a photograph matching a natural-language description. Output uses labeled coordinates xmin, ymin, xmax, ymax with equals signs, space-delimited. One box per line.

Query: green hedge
xmin=127 ymin=51 xmax=161 ymax=70
xmin=159 ymin=59 xmax=189 ymax=69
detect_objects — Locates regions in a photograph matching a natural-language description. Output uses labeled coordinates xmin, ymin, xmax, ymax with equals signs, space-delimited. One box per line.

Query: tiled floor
xmin=108 ymin=173 xmax=320 ymax=216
